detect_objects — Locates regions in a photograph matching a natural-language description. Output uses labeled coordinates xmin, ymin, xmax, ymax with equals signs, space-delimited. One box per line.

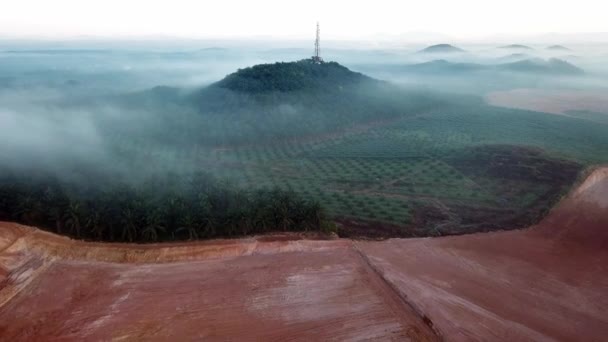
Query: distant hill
xmin=215 ymin=59 xmax=371 ymax=93
xmin=199 ymin=47 xmax=228 ymax=51
xmin=499 ymin=58 xmax=584 ymax=75
xmin=559 ymin=55 xmax=581 ymax=61
xmin=373 ymin=58 xmax=584 ymax=76
xmin=496 ymin=53 xmax=534 ymax=63
xmin=499 ymin=44 xmax=533 ymax=50
xmin=546 ymin=45 xmax=571 ymax=51
xmin=418 ymin=44 xmax=465 ymax=54
xmin=400 ymin=59 xmax=483 ymax=73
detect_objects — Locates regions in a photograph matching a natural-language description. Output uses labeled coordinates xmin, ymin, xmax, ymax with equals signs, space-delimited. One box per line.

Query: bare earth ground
xmin=358 ymin=169 xmax=608 ymax=340
xmin=486 ymin=88 xmax=608 ymax=115
xmin=1 ymin=168 xmax=607 ymax=341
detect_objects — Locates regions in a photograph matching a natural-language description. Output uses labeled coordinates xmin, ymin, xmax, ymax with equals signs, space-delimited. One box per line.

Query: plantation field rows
xmin=111 ymin=103 xmax=608 ymax=235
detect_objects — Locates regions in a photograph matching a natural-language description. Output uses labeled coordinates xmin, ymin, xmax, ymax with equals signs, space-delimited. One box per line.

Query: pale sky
xmin=0 ymin=0 xmax=606 ymax=39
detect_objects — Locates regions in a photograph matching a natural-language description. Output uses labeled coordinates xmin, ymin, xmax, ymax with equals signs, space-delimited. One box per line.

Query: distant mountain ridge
xmin=404 ymin=59 xmax=483 ymax=73
xmin=382 ymin=58 xmax=584 ymax=76
xmin=502 ymin=58 xmax=583 ymax=74
xmin=499 ymin=44 xmax=533 ymax=50
xmin=546 ymin=45 xmax=571 ymax=51
xmin=496 ymin=53 xmax=534 ymax=62
xmin=418 ymin=44 xmax=465 ymax=54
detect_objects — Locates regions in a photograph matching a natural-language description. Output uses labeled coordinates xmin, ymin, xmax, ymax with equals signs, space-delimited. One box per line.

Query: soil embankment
xmin=0 ymin=226 xmax=436 ymax=341
xmin=359 ymin=167 xmax=608 ymax=340
xmin=1 ymin=168 xmax=607 ymax=340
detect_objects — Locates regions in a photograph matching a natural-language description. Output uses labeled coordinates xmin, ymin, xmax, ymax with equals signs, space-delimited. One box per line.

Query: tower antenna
xmin=312 ymin=22 xmax=323 ymax=64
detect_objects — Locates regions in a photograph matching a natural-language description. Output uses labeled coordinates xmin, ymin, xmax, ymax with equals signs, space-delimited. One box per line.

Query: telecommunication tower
xmin=312 ymin=22 xmax=323 ymax=64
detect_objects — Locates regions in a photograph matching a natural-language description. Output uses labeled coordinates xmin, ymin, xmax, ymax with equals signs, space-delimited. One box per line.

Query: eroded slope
xmin=0 ymin=167 xmax=607 ymax=341
xmin=359 ymin=167 xmax=608 ymax=341
xmin=0 ymin=227 xmax=436 ymax=341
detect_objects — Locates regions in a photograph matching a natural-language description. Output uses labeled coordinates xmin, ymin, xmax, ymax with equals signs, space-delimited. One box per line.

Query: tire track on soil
xmin=352 ymin=242 xmax=443 ymax=341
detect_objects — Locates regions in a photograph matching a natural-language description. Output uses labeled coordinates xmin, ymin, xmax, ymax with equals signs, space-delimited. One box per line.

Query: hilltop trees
xmin=167 ymin=60 xmax=438 ymax=146
xmin=215 ymin=60 xmax=371 ymax=93
xmin=0 ymin=170 xmax=334 ymax=243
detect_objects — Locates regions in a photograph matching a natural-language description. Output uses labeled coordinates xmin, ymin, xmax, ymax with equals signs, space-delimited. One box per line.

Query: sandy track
xmin=0 ymin=167 xmax=607 ymax=341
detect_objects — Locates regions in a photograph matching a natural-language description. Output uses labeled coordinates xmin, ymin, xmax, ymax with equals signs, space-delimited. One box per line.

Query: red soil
xmin=0 ymin=227 xmax=436 ymax=341
xmin=1 ymin=168 xmax=607 ymax=341
xmin=359 ymin=167 xmax=608 ymax=341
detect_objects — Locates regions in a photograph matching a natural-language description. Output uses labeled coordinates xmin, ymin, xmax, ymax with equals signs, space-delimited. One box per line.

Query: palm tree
xmin=85 ymin=208 xmax=106 ymax=240
xmin=14 ymin=195 xmax=40 ymax=225
xmin=141 ymin=209 xmax=167 ymax=242
xmin=238 ymin=213 xmax=253 ymax=236
xmin=163 ymin=196 xmax=186 ymax=238
xmin=304 ymin=201 xmax=324 ymax=231
xmin=201 ymin=216 xmax=217 ymax=238
xmin=275 ymin=199 xmax=294 ymax=231
xmin=141 ymin=223 xmax=165 ymax=242
xmin=253 ymin=207 xmax=272 ymax=233
xmin=176 ymin=214 xmax=198 ymax=241
xmin=63 ymin=201 xmax=83 ymax=238
xmin=46 ymin=201 xmax=66 ymax=234
xmin=40 ymin=186 xmax=66 ymax=233
xmin=120 ymin=207 xmax=139 ymax=242
xmin=223 ymin=211 xmax=243 ymax=237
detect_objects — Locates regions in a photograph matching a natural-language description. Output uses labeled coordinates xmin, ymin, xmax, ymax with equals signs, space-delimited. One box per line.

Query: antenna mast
xmin=312 ymin=22 xmax=323 ymax=64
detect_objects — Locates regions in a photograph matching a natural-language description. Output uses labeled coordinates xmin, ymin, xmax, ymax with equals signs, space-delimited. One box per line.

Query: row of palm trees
xmin=0 ymin=171 xmax=333 ymax=243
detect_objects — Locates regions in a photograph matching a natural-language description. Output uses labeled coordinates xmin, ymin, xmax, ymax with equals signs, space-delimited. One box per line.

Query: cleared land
xmin=486 ymin=88 xmax=608 ymax=115
xmin=359 ymin=168 xmax=608 ymax=340
xmin=0 ymin=226 xmax=436 ymax=341
xmin=1 ymin=167 xmax=607 ymax=340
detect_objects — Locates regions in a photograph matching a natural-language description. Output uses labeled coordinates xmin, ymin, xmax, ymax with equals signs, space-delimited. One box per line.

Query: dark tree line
xmin=0 ymin=170 xmax=334 ymax=243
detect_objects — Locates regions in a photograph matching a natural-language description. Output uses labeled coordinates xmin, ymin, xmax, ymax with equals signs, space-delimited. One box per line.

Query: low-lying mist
xmin=1 ymin=39 xmax=607 ymax=240
xmin=1 ymin=40 xmax=606 ymax=178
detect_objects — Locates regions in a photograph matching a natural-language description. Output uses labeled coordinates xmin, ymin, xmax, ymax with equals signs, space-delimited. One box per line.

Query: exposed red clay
xmin=358 ymin=167 xmax=608 ymax=341
xmin=1 ymin=167 xmax=607 ymax=341
xmin=0 ymin=226 xmax=436 ymax=341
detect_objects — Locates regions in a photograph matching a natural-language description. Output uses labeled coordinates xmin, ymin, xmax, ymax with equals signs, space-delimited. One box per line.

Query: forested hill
xmin=177 ymin=60 xmax=440 ymax=145
xmin=214 ymin=59 xmax=373 ymax=93
xmin=116 ymin=59 xmax=442 ymax=146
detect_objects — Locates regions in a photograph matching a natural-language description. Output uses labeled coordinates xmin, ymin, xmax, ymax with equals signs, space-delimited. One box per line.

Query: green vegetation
xmin=172 ymin=61 xmax=442 ymax=146
xmin=99 ymin=97 xmax=608 ymax=237
xmin=120 ymin=60 xmax=439 ymax=147
xmin=216 ymin=59 xmax=370 ymax=92
xmin=3 ymin=59 xmax=608 ymax=239
xmin=0 ymin=171 xmax=334 ymax=243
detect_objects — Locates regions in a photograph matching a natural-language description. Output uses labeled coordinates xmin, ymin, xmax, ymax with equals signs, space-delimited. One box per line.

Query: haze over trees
xmin=0 ymin=170 xmax=333 ymax=242
xmin=124 ymin=59 xmax=439 ymax=147
xmin=1 ymin=42 xmax=607 ymax=240
xmin=499 ymin=44 xmax=533 ymax=50
xmin=546 ymin=45 xmax=570 ymax=51
xmin=417 ymin=44 xmax=466 ymax=54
